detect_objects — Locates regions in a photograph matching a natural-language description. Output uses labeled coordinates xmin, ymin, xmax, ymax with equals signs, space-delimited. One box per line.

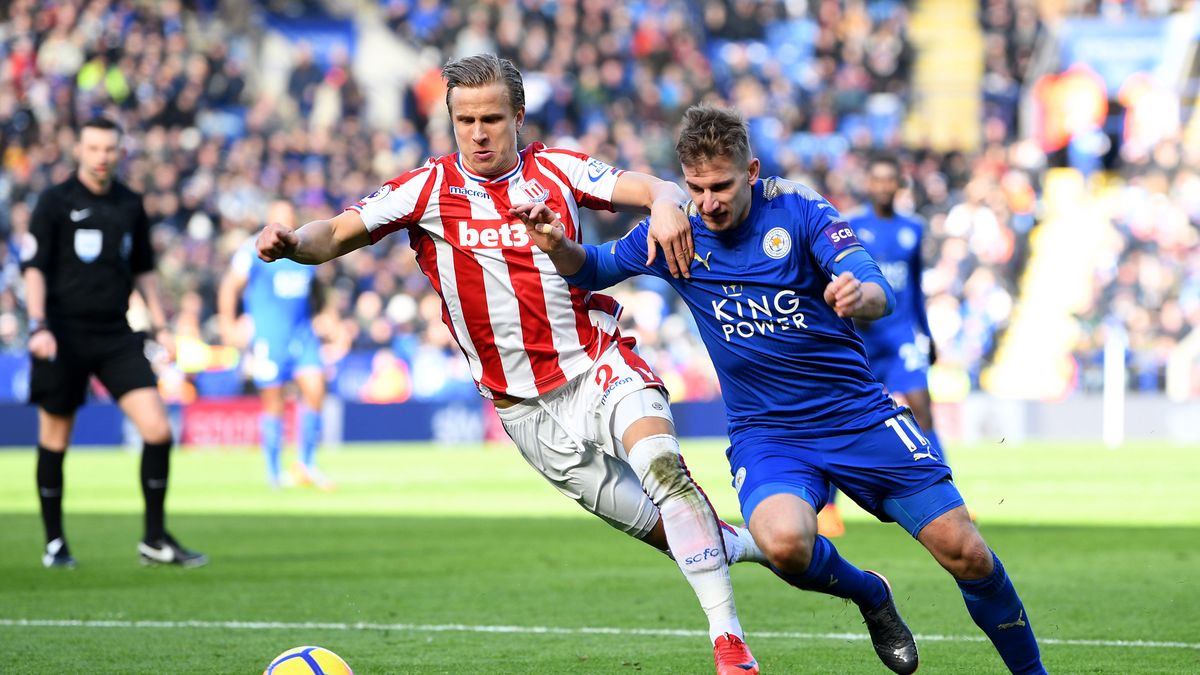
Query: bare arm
xmin=23 ymin=267 xmax=56 ymax=360
xmin=824 ymin=272 xmax=890 ymax=320
xmin=134 ymin=270 xmax=176 ymax=360
xmin=258 ymin=210 xmax=371 ymax=265
xmin=216 ymin=270 xmax=247 ymax=346
xmin=23 ymin=267 xmax=47 ymax=325
xmin=610 ymin=172 xmax=694 ymax=279
xmin=134 ymin=272 xmax=169 ymax=331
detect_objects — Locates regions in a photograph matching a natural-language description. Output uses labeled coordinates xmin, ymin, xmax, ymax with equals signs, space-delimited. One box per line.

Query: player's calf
xmin=627 ymin=432 xmax=744 ymax=644
xmin=917 ymin=505 xmax=991 ymax=580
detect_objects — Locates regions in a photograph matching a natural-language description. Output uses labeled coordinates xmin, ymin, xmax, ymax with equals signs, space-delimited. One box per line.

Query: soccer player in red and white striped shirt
xmin=256 ymin=54 xmax=759 ymax=674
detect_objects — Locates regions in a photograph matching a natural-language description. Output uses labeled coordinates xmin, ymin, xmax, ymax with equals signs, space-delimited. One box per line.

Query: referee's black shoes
xmin=42 ymin=537 xmax=78 ymax=569
xmin=138 ymin=532 xmax=208 ymax=568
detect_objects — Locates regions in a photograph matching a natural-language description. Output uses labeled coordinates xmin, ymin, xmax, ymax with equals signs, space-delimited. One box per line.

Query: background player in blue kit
xmin=515 ymin=106 xmax=1045 ymax=675
xmin=820 ymin=154 xmax=944 ymax=538
xmin=219 ymin=200 xmax=331 ymax=490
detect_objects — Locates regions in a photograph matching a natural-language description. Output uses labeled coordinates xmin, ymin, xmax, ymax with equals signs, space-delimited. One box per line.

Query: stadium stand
xmin=0 ymin=0 xmax=1196 ymax=414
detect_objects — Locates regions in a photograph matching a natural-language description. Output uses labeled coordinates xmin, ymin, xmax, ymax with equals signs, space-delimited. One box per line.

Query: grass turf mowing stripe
xmin=2 ymin=618 xmax=1196 ymax=651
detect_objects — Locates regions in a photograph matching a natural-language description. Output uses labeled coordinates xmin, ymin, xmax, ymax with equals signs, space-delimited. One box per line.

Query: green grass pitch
xmin=1 ymin=439 xmax=1197 ymax=673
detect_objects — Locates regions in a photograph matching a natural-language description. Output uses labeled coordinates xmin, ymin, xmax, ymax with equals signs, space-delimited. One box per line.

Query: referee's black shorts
xmin=30 ymin=325 xmax=158 ymax=415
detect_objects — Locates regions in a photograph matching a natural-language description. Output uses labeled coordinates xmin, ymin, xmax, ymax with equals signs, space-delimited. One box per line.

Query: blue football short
xmin=250 ymin=324 xmax=322 ymax=388
xmin=728 ymin=410 xmax=960 ymax=538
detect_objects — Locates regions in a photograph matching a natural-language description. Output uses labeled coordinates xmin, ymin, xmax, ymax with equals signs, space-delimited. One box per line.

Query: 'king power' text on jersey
xmin=579 ymin=178 xmax=898 ymax=440
xmin=348 ymin=143 xmax=626 ymax=400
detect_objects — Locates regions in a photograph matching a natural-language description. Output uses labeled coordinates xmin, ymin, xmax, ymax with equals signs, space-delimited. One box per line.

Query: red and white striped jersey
xmin=347 ymin=142 xmax=629 ymax=400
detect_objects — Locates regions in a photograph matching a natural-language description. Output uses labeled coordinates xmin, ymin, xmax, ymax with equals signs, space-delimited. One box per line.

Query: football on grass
xmin=263 ymin=646 xmax=353 ymax=674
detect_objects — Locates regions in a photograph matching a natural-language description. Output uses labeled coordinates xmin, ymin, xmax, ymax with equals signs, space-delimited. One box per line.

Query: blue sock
xmin=769 ymin=535 xmax=888 ymax=609
xmin=260 ymin=414 xmax=283 ymax=482
xmin=957 ymin=552 xmax=1044 ymax=674
xmin=299 ymin=407 xmax=321 ymax=468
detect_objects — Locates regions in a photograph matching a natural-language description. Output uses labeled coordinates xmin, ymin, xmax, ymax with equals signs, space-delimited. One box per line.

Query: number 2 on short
xmin=595 ymin=365 xmax=618 ymax=390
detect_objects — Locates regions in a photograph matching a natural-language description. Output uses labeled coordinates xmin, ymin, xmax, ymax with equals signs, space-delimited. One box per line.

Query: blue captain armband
xmin=831 ymin=248 xmax=896 ymax=315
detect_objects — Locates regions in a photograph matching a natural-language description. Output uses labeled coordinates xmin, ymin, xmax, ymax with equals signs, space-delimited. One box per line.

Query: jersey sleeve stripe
xmin=369 ymin=167 xmax=440 ymax=244
xmin=534 ymin=154 xmax=618 ymax=213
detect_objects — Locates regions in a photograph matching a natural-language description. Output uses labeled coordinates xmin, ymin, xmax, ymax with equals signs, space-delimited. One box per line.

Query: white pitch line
xmin=0 ymin=618 xmax=1197 ymax=651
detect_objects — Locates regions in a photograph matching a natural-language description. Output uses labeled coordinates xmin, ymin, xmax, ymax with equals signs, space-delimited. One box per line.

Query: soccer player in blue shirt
xmin=513 ymin=106 xmax=1045 ymax=675
xmin=219 ymin=200 xmax=330 ymax=489
xmin=819 ymin=154 xmax=944 ymax=538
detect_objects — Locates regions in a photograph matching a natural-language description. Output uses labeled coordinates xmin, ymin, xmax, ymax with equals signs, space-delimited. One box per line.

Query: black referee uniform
xmin=23 ymin=174 xmax=158 ymax=411
xmin=21 ymin=172 xmax=205 ymax=568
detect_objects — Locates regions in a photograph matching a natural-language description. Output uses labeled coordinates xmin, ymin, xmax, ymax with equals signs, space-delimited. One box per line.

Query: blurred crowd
xmin=0 ymin=0 xmax=1196 ymax=404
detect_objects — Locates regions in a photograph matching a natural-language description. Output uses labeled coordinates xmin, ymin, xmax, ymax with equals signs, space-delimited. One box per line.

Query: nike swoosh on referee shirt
xmin=69 ymin=209 xmax=91 ymax=222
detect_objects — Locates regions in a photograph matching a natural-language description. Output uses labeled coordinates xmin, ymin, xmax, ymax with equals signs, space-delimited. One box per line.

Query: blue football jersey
xmin=576 ymin=178 xmax=897 ymax=440
xmin=231 ymin=240 xmax=315 ymax=336
xmin=848 ymin=210 xmax=931 ymax=356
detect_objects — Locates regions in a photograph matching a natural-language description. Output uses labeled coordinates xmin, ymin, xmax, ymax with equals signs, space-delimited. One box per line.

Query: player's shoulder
xmin=760 ymin=176 xmax=829 ymax=206
xmin=387 ymin=158 xmax=442 ymax=186
xmin=844 ymin=205 xmax=874 ymax=223
xmin=895 ymin=211 xmax=927 ymax=230
xmin=110 ymin=179 xmax=143 ymax=199
xmin=530 ymin=141 xmax=584 ymax=161
xmin=531 ymin=142 xmax=621 ymax=177
xmin=38 ymin=177 xmax=77 ymax=203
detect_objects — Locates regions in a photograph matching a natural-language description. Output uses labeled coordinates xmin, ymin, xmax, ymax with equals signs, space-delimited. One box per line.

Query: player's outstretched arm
xmin=257 ymin=210 xmax=370 ymax=265
xmin=510 ymin=203 xmax=586 ymax=276
xmin=824 ymin=271 xmax=891 ymax=320
xmin=610 ymin=172 xmax=694 ymax=279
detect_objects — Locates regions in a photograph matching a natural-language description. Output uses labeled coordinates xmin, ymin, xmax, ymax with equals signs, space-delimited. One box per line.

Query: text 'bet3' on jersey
xmin=347 ymin=143 xmax=627 ymax=400
xmin=231 ymin=239 xmax=315 ymax=336
xmin=848 ymin=209 xmax=931 ymax=354
xmin=601 ymin=178 xmax=897 ymax=439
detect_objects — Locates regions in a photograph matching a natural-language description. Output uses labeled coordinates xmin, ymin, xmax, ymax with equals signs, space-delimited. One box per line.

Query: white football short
xmin=494 ymin=338 xmax=672 ymax=538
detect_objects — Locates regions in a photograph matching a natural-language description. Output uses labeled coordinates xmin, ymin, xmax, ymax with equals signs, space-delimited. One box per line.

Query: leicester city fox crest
xmin=763 ymin=227 xmax=791 ymax=259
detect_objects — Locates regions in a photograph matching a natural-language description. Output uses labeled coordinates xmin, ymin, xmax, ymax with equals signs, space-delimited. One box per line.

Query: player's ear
xmin=515 ymin=105 xmax=525 ymax=131
xmin=746 ymin=158 xmax=760 ymax=184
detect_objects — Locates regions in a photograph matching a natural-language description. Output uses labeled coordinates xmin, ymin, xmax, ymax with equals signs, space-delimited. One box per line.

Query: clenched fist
xmin=257 ymin=222 xmax=299 ymax=262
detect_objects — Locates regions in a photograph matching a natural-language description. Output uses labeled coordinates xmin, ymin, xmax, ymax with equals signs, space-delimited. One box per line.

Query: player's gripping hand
xmin=257 ymin=222 xmax=299 ymax=262
xmin=510 ymin=203 xmax=566 ymax=253
xmin=646 ymin=201 xmax=694 ymax=279
xmin=28 ymin=328 xmax=57 ymax=361
xmin=824 ymin=271 xmax=865 ymax=318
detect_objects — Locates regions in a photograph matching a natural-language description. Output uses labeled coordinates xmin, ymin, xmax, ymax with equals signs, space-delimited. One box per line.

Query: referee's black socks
xmin=36 ymin=445 xmax=66 ymax=544
xmin=140 ymin=440 xmax=171 ymax=542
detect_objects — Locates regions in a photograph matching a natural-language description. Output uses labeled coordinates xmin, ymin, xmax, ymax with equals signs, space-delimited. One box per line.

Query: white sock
xmin=720 ymin=522 xmax=766 ymax=565
xmin=628 ymin=434 xmax=743 ymax=643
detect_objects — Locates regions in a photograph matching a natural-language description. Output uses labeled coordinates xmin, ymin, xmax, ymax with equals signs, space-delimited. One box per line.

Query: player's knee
xmin=758 ymin=527 xmax=815 ymax=574
xmin=141 ymin=420 xmax=173 ymax=445
xmin=627 ymin=434 xmax=689 ymax=498
xmin=942 ymin=534 xmax=992 ymax=580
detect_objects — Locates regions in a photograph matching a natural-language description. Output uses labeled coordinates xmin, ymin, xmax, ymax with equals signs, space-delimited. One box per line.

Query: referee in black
xmin=21 ymin=117 xmax=206 ymax=568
